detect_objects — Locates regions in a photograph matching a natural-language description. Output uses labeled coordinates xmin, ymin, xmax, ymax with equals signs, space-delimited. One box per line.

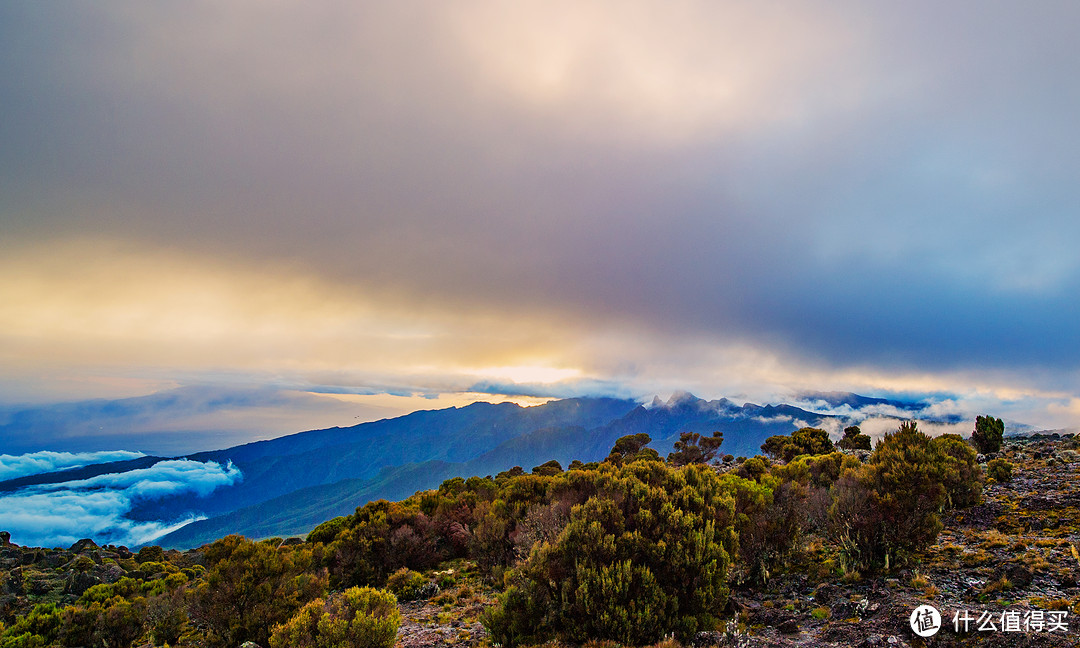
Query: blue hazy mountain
xmin=125 ymin=397 xmax=640 ymax=525
xmin=153 ymin=392 xmax=836 ymax=547
xmin=2 ymin=392 xmax=864 ymax=549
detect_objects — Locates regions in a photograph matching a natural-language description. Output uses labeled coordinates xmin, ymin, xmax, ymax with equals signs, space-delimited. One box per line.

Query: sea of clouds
xmin=0 ymin=457 xmax=242 ymax=548
xmin=0 ymin=450 xmax=146 ymax=481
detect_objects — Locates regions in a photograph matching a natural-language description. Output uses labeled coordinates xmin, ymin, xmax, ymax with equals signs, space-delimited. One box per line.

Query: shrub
xmin=971 ymin=415 xmax=1004 ymax=454
xmin=829 ymin=422 xmax=947 ymax=572
xmin=189 ymin=536 xmax=328 ymax=648
xmin=482 ymin=462 xmax=736 ymax=646
xmin=135 ymin=545 xmax=165 ymax=564
xmin=761 ymin=428 xmax=834 ymax=462
xmin=929 ymin=433 xmax=983 ymax=508
xmin=735 ymin=456 xmax=770 ymax=481
xmin=385 ymin=568 xmax=435 ymax=601
xmin=531 ymin=460 xmax=563 ymax=476
xmin=269 ymin=586 xmax=400 ymax=648
xmin=837 ymin=426 xmax=871 ymax=451
xmin=987 ymin=458 xmax=1014 ymax=483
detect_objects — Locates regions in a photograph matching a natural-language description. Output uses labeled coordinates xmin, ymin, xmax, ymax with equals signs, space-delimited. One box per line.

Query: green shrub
xmin=385 ymin=567 xmax=431 ymax=601
xmin=761 ymin=428 xmax=834 ymax=462
xmin=482 ymin=462 xmax=736 ymax=646
xmin=189 ymin=536 xmax=327 ymax=648
xmin=531 ymin=460 xmax=563 ymax=476
xmin=971 ymin=415 xmax=1004 ymax=454
xmin=829 ymin=422 xmax=947 ymax=572
xmin=837 ymin=426 xmax=871 ymax=451
xmin=987 ymin=458 xmax=1014 ymax=483
xmin=135 ymin=545 xmax=165 ymax=564
xmin=269 ymin=586 xmax=400 ymax=648
xmin=930 ymin=433 xmax=983 ymax=508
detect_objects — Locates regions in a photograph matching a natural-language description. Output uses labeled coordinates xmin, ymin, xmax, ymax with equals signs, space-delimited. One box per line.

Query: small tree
xmin=971 ymin=415 xmax=1004 ymax=454
xmin=667 ymin=431 xmax=724 ymax=466
xmin=605 ymin=433 xmax=657 ymax=465
xmin=531 ymin=460 xmax=563 ymax=476
xmin=837 ymin=425 xmax=871 ymax=451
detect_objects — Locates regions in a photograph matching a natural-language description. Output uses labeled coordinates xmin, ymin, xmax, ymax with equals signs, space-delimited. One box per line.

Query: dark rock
xmin=691 ymin=631 xmax=723 ymax=647
xmin=1000 ymin=564 xmax=1033 ymax=589
xmin=69 ymin=538 xmax=99 ymax=553
xmin=778 ymin=618 xmax=800 ymax=634
xmin=813 ymin=582 xmax=839 ymax=604
xmin=0 ymin=531 xmax=10 ymax=546
xmin=44 ymin=552 xmax=67 ymax=568
xmin=832 ymin=599 xmax=856 ymax=619
xmin=65 ymin=571 xmax=101 ymax=596
xmin=97 ymin=563 xmax=125 ymax=584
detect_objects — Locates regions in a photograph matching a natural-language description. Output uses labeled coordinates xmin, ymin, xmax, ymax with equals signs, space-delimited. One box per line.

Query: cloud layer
xmin=1 ymin=2 xmax=1078 ymax=434
xmin=0 ymin=459 xmax=242 ymax=548
xmin=0 ymin=450 xmax=145 ymax=482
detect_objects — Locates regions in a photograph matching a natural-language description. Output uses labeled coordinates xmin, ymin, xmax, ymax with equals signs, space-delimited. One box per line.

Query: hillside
xmin=3 ymin=432 xmax=1079 ymax=647
xmin=157 ymin=394 xmax=838 ymax=547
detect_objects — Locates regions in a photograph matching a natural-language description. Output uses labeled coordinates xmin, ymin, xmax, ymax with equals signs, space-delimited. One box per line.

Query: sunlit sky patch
xmin=1 ymin=1 xmax=1078 ymax=452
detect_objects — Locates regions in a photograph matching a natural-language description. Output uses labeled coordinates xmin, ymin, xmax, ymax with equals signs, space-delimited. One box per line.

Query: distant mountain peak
xmin=666 ymin=391 xmax=700 ymax=407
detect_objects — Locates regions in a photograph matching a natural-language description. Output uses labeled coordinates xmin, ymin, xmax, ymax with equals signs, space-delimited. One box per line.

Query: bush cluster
xmin=1 ymin=419 xmax=997 ymax=648
xmin=987 ymin=457 xmax=1014 ymax=483
xmin=482 ymin=462 xmax=737 ymax=646
xmin=761 ymin=427 xmax=834 ymax=461
xmin=828 ymin=422 xmax=982 ymax=572
xmin=269 ymin=586 xmax=399 ymax=648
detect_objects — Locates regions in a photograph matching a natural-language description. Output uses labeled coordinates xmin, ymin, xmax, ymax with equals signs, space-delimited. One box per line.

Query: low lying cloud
xmin=752 ymin=415 xmax=793 ymax=425
xmin=0 ymin=459 xmax=241 ymax=548
xmin=0 ymin=450 xmax=145 ymax=482
xmin=856 ymin=418 xmax=972 ymax=443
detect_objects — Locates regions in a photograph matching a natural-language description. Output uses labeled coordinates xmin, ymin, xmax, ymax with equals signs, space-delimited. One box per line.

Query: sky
xmin=2 ymin=1 xmax=1079 ymax=454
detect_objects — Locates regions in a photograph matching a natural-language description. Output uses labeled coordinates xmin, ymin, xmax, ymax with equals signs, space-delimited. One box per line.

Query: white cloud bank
xmin=0 ymin=459 xmax=241 ymax=548
xmin=0 ymin=450 xmax=145 ymax=482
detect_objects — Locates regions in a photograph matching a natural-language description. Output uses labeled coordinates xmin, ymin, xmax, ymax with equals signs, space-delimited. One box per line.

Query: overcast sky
xmin=2 ymin=1 xmax=1079 ymax=449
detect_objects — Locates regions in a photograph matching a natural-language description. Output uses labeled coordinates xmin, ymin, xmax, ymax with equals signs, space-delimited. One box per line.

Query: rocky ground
xmin=393 ymin=434 xmax=1080 ymax=647
xmin=0 ymin=536 xmax=200 ymax=621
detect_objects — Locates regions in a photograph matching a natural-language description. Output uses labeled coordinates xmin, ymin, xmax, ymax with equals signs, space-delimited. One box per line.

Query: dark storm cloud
xmin=2 ymin=2 xmax=1079 ymax=416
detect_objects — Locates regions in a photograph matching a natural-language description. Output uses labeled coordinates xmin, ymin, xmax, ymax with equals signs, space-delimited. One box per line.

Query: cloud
xmin=0 ymin=450 xmax=145 ymax=482
xmin=0 ymin=459 xmax=242 ymax=548
xmin=1 ymin=2 xmax=1079 ymax=437
xmin=753 ymin=415 xmax=793 ymax=426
